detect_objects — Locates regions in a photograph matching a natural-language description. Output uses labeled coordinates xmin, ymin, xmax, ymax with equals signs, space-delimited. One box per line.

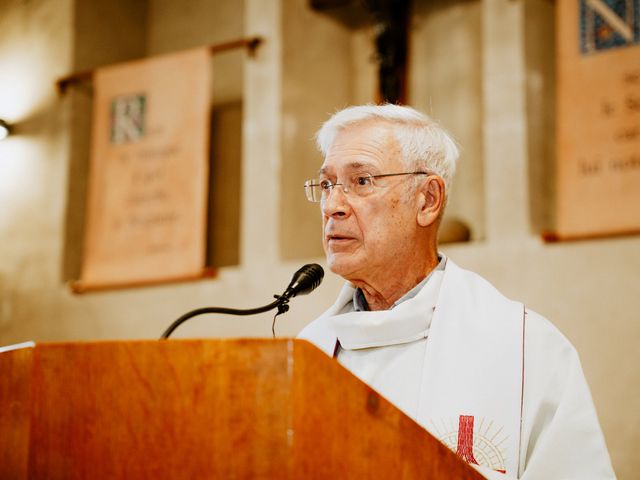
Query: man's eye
xmin=355 ymin=175 xmax=372 ymax=186
xmin=319 ymin=179 xmax=333 ymax=190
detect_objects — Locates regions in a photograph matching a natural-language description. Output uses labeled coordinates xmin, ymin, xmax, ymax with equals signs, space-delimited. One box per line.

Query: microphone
xmin=281 ymin=264 xmax=324 ymax=300
xmin=160 ymin=264 xmax=325 ymax=339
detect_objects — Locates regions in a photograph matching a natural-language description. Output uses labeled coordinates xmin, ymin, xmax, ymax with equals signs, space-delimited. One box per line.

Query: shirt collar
xmin=352 ymin=254 xmax=446 ymax=312
xmin=331 ymin=256 xmax=447 ymax=350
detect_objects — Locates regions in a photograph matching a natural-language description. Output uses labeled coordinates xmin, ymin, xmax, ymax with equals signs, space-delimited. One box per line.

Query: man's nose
xmin=321 ymin=185 xmax=350 ymax=218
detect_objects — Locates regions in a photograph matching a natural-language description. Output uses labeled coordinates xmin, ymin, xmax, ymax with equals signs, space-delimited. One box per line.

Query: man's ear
xmin=417 ymin=176 xmax=445 ymax=227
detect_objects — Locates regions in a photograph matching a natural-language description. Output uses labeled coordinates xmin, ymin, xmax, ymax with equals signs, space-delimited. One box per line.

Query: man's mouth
xmin=326 ymin=234 xmax=355 ymax=243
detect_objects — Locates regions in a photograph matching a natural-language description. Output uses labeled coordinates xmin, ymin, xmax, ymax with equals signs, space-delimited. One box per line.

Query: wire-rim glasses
xmin=304 ymin=171 xmax=429 ymax=203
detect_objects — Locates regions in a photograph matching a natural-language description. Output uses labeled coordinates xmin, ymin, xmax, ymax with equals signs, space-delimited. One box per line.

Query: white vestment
xmin=298 ymin=257 xmax=615 ymax=479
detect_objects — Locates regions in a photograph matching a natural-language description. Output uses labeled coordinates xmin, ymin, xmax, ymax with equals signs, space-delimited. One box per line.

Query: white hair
xmin=316 ymin=104 xmax=459 ymax=192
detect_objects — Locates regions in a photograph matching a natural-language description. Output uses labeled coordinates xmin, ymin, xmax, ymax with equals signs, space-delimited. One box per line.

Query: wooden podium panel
xmin=0 ymin=340 xmax=482 ymax=479
xmin=291 ymin=344 xmax=479 ymax=478
xmin=0 ymin=345 xmax=32 ymax=479
xmin=28 ymin=340 xmax=290 ymax=479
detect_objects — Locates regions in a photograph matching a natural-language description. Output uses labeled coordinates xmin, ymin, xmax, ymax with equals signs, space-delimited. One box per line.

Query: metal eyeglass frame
xmin=304 ymin=171 xmax=429 ymax=203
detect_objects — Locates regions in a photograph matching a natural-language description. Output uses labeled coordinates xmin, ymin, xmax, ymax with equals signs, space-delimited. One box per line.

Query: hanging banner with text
xmin=79 ymin=48 xmax=212 ymax=290
xmin=555 ymin=0 xmax=640 ymax=239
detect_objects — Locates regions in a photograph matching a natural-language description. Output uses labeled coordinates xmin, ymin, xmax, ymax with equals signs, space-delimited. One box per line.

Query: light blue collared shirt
xmin=352 ymin=254 xmax=446 ymax=312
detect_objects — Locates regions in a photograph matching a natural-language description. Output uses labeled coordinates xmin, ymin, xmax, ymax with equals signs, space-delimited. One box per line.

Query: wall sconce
xmin=0 ymin=119 xmax=10 ymax=140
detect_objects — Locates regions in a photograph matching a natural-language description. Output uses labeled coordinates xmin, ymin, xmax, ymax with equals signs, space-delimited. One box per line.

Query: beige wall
xmin=279 ymin=0 xmax=352 ymax=260
xmin=0 ymin=0 xmax=639 ymax=478
xmin=411 ymin=0 xmax=485 ymax=240
xmin=0 ymin=0 xmax=74 ymax=334
xmin=524 ymin=0 xmax=556 ymax=233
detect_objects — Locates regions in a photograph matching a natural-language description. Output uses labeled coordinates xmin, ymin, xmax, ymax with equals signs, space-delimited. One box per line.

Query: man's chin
xmin=326 ymin=253 xmax=360 ymax=279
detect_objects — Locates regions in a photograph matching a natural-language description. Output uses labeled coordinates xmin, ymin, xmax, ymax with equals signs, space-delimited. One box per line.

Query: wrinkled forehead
xmin=319 ymin=120 xmax=402 ymax=176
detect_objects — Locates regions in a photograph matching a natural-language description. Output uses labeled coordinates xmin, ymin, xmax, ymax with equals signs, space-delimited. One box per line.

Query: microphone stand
xmin=160 ymin=263 xmax=323 ymax=340
xmin=160 ymin=295 xmax=290 ymax=340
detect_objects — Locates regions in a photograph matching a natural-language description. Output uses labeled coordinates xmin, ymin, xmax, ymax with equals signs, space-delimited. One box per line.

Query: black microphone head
xmin=282 ymin=264 xmax=324 ymax=299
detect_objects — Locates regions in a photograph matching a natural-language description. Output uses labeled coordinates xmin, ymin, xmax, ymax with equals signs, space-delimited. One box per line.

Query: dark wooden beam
xmin=56 ymin=36 xmax=263 ymax=95
xmin=365 ymin=0 xmax=410 ymax=104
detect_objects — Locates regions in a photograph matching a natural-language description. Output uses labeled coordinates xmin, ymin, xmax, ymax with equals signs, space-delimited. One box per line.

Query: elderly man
xmin=298 ymin=104 xmax=615 ymax=479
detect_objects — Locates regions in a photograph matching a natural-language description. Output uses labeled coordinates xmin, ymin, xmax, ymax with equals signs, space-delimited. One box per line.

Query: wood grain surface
xmin=28 ymin=340 xmax=290 ymax=479
xmin=293 ymin=340 xmax=482 ymax=479
xmin=0 ymin=346 xmax=33 ymax=479
xmin=1 ymin=339 xmax=483 ymax=479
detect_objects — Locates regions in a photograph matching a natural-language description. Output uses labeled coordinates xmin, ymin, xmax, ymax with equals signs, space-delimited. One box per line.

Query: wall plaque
xmin=79 ymin=48 xmax=212 ymax=290
xmin=555 ymin=0 xmax=640 ymax=239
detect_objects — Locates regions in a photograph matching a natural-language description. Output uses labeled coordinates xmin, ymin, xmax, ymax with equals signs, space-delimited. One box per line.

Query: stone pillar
xmin=482 ymin=0 xmax=530 ymax=241
xmin=242 ymin=0 xmax=283 ymax=267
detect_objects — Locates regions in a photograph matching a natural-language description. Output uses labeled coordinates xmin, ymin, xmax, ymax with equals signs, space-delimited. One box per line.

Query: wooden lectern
xmin=0 ymin=339 xmax=483 ymax=479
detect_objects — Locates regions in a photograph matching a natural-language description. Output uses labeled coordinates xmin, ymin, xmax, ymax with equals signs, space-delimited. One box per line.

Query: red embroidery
xmin=456 ymin=415 xmax=479 ymax=465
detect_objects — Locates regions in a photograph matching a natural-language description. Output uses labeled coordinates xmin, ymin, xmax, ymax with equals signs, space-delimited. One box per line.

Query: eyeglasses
xmin=304 ymin=171 xmax=429 ymax=203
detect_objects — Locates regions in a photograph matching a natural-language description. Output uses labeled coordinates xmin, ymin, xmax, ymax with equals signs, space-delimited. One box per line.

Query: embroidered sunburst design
xmin=429 ymin=415 xmax=509 ymax=473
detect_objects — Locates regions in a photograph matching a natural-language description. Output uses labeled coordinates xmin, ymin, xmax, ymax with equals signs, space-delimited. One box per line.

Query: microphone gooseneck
xmin=160 ymin=264 xmax=324 ymax=339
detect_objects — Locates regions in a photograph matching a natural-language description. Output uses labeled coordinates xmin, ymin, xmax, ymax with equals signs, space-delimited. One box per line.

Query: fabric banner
xmin=555 ymin=0 xmax=640 ymax=239
xmin=80 ymin=48 xmax=211 ymax=290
